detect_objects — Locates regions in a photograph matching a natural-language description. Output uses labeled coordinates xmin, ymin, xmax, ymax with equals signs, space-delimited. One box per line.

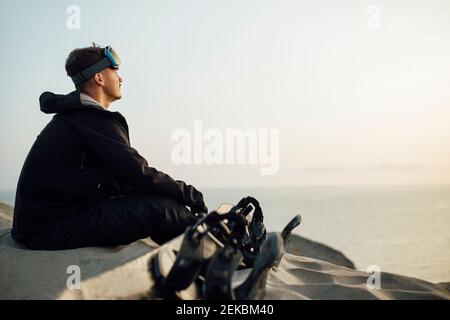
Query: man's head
xmin=65 ymin=43 xmax=123 ymax=106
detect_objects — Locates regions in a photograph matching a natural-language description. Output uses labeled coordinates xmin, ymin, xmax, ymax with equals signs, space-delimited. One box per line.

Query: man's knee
xmin=145 ymin=196 xmax=198 ymax=244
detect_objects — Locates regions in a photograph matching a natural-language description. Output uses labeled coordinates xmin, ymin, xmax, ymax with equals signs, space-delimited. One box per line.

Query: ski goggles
xmin=71 ymin=46 xmax=121 ymax=86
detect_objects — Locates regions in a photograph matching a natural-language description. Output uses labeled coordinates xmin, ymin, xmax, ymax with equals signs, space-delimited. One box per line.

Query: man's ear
xmin=93 ymin=72 xmax=104 ymax=86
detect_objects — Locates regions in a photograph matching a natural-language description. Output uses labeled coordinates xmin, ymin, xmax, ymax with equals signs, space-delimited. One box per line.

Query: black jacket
xmin=12 ymin=90 xmax=206 ymax=241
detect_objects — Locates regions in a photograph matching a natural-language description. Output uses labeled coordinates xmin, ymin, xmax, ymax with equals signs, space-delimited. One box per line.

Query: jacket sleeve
xmin=66 ymin=111 xmax=207 ymax=213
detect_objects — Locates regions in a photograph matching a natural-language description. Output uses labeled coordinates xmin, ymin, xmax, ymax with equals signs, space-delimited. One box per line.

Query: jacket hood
xmin=40 ymin=90 xmax=101 ymax=114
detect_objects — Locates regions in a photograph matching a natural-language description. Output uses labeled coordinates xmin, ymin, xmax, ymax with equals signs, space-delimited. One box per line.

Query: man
xmin=12 ymin=44 xmax=207 ymax=250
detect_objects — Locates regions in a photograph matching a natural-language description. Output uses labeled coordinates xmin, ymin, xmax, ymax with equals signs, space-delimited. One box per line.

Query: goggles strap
xmin=71 ymin=57 xmax=112 ymax=86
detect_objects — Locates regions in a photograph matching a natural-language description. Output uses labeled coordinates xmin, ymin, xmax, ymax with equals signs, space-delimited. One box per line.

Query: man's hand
xmin=191 ymin=201 xmax=208 ymax=215
xmin=190 ymin=191 xmax=208 ymax=214
xmin=181 ymin=183 xmax=208 ymax=214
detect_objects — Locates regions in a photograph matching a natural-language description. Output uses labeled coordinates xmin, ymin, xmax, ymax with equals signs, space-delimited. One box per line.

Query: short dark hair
xmin=65 ymin=43 xmax=104 ymax=90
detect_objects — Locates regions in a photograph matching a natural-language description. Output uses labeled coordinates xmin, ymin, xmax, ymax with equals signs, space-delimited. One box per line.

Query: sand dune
xmin=0 ymin=202 xmax=449 ymax=300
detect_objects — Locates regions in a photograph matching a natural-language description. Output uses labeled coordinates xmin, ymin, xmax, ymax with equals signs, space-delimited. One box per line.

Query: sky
xmin=0 ymin=0 xmax=450 ymax=190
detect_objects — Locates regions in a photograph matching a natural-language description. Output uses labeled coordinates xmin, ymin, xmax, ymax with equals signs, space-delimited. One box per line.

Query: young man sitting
xmin=12 ymin=44 xmax=207 ymax=250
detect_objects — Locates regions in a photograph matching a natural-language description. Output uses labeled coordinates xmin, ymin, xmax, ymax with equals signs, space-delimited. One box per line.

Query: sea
xmin=1 ymin=184 xmax=449 ymax=283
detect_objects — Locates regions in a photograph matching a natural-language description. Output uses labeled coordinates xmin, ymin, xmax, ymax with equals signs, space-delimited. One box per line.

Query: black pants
xmin=26 ymin=194 xmax=199 ymax=250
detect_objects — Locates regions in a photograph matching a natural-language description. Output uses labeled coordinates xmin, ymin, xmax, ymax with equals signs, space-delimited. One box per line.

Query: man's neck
xmin=81 ymin=90 xmax=111 ymax=109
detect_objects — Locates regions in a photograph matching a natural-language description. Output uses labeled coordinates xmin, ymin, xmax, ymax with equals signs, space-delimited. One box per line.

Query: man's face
xmin=100 ymin=67 xmax=122 ymax=101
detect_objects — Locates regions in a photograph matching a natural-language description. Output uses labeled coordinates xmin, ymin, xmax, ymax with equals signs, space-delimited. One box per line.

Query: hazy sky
xmin=1 ymin=0 xmax=449 ymax=190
